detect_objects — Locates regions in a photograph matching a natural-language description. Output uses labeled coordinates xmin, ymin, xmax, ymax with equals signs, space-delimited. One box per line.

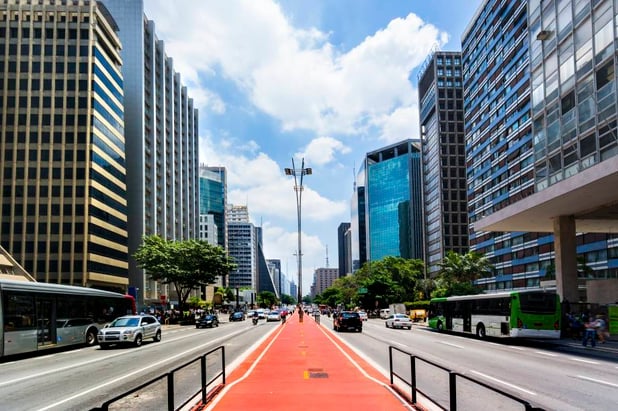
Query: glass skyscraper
xmin=199 ymin=165 xmax=227 ymax=249
xmin=365 ymin=140 xmax=423 ymax=262
xmin=0 ymin=0 xmax=129 ymax=291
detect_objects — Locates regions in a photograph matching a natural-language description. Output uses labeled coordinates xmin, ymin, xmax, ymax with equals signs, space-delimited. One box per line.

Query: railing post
xmin=449 ymin=372 xmax=457 ymax=411
xmin=388 ymin=346 xmax=394 ymax=385
xmin=222 ymin=346 xmax=226 ymax=385
xmin=167 ymin=373 xmax=174 ymax=411
xmin=201 ymin=355 xmax=207 ymax=404
xmin=410 ymin=355 xmax=417 ymax=404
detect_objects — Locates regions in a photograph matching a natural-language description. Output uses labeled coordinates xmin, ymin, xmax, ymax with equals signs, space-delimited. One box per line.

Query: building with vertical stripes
xmin=418 ymin=51 xmax=469 ymax=277
xmin=101 ymin=0 xmax=199 ymax=308
xmin=0 ymin=0 xmax=128 ymax=291
xmin=199 ymin=165 xmax=227 ymax=249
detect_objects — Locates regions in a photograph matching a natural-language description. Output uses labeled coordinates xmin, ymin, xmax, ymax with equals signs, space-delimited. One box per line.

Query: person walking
xmin=582 ymin=318 xmax=598 ymax=347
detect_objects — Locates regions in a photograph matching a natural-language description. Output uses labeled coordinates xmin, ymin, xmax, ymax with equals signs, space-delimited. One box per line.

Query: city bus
xmin=0 ymin=279 xmax=136 ymax=357
xmin=428 ymin=290 xmax=561 ymax=339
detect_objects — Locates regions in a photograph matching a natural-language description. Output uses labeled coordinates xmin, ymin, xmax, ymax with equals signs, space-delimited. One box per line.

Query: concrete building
xmin=101 ymin=0 xmax=200 ymax=308
xmin=350 ymin=166 xmax=368 ymax=272
xmin=311 ymin=267 xmax=339 ymax=298
xmin=0 ymin=0 xmax=129 ymax=291
xmin=227 ymin=204 xmax=250 ymax=223
xmin=463 ymin=0 xmax=618 ymax=303
xmin=337 ymin=222 xmax=352 ymax=277
xmin=226 ymin=221 xmax=256 ymax=289
xmin=418 ymin=51 xmax=469 ymax=277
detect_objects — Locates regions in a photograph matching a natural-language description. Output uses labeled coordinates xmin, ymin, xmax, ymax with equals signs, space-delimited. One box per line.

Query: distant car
xmin=256 ymin=309 xmax=266 ymax=319
xmin=333 ymin=311 xmax=362 ymax=332
xmin=379 ymin=309 xmax=390 ymax=319
xmin=385 ymin=313 xmax=413 ymax=330
xmin=196 ymin=314 xmax=219 ymax=328
xmin=229 ymin=311 xmax=246 ymax=322
xmin=358 ymin=311 xmax=368 ymax=321
xmin=98 ymin=315 xmax=162 ymax=348
xmin=267 ymin=310 xmax=281 ymax=322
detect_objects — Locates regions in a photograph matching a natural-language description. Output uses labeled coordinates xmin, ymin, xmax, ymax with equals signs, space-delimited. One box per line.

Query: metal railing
xmin=388 ymin=346 xmax=544 ymax=411
xmin=92 ymin=345 xmax=225 ymax=411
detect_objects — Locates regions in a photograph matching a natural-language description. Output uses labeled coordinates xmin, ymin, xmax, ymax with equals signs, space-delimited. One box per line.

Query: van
xmin=379 ymin=308 xmax=390 ymax=319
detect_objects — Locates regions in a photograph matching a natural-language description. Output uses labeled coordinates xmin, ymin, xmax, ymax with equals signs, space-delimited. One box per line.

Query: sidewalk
xmin=200 ymin=313 xmax=413 ymax=411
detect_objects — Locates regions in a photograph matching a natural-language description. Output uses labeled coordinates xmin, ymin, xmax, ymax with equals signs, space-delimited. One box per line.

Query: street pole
xmin=284 ymin=158 xmax=312 ymax=306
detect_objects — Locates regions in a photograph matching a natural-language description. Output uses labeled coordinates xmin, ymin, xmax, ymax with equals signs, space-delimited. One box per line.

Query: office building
xmin=418 ymin=51 xmax=469 ymax=277
xmin=101 ymin=0 xmax=200 ymax=307
xmin=227 ymin=221 xmax=256 ymax=289
xmin=0 ymin=0 xmax=129 ymax=290
xmin=463 ymin=0 xmax=618 ymax=303
xmin=364 ymin=139 xmax=424 ymax=262
xmin=337 ymin=222 xmax=351 ymax=277
xmin=199 ymin=165 xmax=226 ymax=249
xmin=227 ymin=204 xmax=249 ymax=223
xmin=311 ymin=267 xmax=339 ymax=297
xmin=350 ymin=166 xmax=367 ymax=271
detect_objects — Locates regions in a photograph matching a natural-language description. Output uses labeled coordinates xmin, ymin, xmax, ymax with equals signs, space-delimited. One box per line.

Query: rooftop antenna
xmin=325 ymin=245 xmax=329 ymax=268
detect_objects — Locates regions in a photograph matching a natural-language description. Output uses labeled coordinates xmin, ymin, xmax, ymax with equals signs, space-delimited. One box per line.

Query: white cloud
xmin=145 ymin=0 xmax=447 ymax=140
xmin=295 ymin=136 xmax=351 ymax=166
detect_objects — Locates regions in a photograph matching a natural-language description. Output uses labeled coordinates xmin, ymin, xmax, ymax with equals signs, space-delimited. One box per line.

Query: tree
xmin=432 ymin=251 xmax=493 ymax=297
xmin=133 ymin=235 xmax=236 ymax=312
xmin=280 ymin=293 xmax=296 ymax=305
xmin=257 ymin=291 xmax=277 ymax=308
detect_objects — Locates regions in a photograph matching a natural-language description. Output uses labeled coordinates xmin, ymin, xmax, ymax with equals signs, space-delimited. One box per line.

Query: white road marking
xmin=534 ymin=351 xmax=557 ymax=357
xmin=470 ymin=370 xmax=537 ymax=396
xmin=438 ymin=341 xmax=464 ymax=349
xmin=569 ymin=358 xmax=599 ymax=365
xmin=576 ymin=375 xmax=618 ymax=388
xmin=508 ymin=346 xmax=525 ymax=350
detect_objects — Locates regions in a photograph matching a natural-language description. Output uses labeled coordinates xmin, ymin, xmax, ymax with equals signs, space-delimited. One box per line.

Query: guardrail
xmin=92 ymin=345 xmax=225 ymax=411
xmin=388 ymin=346 xmax=544 ymax=411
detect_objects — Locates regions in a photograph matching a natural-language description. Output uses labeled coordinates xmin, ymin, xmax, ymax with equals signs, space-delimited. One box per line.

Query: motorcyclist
xmin=252 ymin=310 xmax=259 ymax=325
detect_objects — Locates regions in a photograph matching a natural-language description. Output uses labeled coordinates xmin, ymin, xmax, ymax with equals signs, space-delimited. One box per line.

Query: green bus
xmin=428 ymin=290 xmax=561 ymax=339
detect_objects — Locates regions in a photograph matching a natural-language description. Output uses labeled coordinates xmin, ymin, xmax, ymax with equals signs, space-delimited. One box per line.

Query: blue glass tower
xmin=365 ymin=140 xmax=423 ymax=262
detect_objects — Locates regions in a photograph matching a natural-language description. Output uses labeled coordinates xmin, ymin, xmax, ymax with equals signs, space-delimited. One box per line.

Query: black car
xmin=196 ymin=314 xmax=219 ymax=328
xmin=333 ymin=311 xmax=362 ymax=332
xmin=229 ymin=311 xmax=246 ymax=322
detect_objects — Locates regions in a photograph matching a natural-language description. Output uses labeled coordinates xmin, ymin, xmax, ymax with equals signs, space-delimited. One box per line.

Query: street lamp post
xmin=284 ymin=158 xmax=312 ymax=305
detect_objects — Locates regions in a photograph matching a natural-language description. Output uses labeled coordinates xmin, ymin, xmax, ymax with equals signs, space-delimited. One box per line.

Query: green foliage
xmin=257 ymin=291 xmax=278 ymax=308
xmin=133 ymin=235 xmax=237 ymax=311
xmin=431 ymin=251 xmax=493 ymax=298
xmin=280 ymin=293 xmax=296 ymax=305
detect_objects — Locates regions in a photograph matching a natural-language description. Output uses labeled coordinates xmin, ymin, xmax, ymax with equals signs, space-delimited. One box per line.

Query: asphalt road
xmin=0 ymin=318 xmax=278 ymax=411
xmin=320 ymin=316 xmax=618 ymax=411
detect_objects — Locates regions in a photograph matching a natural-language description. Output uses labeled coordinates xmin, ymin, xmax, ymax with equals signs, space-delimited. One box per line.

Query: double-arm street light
xmin=284 ymin=158 xmax=312 ymax=305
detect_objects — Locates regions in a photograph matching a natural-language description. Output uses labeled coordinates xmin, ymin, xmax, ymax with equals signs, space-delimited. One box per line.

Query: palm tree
xmin=438 ymin=251 xmax=493 ymax=282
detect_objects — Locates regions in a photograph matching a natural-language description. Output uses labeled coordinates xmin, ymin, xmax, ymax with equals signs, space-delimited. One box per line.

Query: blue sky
xmin=144 ymin=0 xmax=482 ymax=294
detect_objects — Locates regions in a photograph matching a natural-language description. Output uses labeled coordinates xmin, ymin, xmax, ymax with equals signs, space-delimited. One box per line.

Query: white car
xmin=98 ymin=315 xmax=162 ymax=348
xmin=385 ymin=313 xmax=413 ymax=330
xmin=358 ymin=311 xmax=368 ymax=321
xmin=266 ymin=310 xmax=281 ymax=322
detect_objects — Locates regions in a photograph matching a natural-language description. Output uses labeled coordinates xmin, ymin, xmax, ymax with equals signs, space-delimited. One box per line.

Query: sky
xmin=143 ymin=0 xmax=483 ymax=295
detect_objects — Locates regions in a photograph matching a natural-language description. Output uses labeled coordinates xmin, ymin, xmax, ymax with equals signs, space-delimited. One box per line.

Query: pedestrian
xmin=298 ymin=304 xmax=304 ymax=323
xmin=594 ymin=315 xmax=609 ymax=343
xmin=582 ymin=319 xmax=597 ymax=347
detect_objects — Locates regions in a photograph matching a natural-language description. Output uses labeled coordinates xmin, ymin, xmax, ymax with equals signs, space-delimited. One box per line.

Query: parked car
xmin=385 ymin=313 xmax=413 ymax=330
xmin=98 ymin=315 xmax=161 ymax=348
xmin=358 ymin=311 xmax=368 ymax=321
xmin=229 ymin=311 xmax=246 ymax=322
xmin=196 ymin=314 xmax=219 ymax=328
xmin=266 ymin=310 xmax=281 ymax=322
xmin=333 ymin=311 xmax=362 ymax=332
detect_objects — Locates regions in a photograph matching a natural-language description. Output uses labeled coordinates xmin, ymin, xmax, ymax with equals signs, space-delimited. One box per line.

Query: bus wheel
xmin=437 ymin=321 xmax=443 ymax=331
xmin=476 ymin=324 xmax=486 ymax=339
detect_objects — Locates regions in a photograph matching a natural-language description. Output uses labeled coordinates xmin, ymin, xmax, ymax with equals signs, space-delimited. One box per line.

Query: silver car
xmin=385 ymin=313 xmax=413 ymax=330
xmin=98 ymin=315 xmax=161 ymax=348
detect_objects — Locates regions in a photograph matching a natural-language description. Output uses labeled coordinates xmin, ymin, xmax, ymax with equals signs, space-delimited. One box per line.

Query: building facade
xmin=463 ymin=0 xmax=618 ymax=303
xmin=199 ymin=165 xmax=226 ymax=249
xmin=365 ymin=140 xmax=424 ymax=262
xmin=101 ymin=0 xmax=200 ymax=307
xmin=337 ymin=222 xmax=351 ymax=277
xmin=311 ymin=267 xmax=339 ymax=297
xmin=226 ymin=221 xmax=256 ymax=289
xmin=418 ymin=51 xmax=469 ymax=277
xmin=0 ymin=0 xmax=129 ymax=290
xmin=350 ymin=165 xmax=367 ymax=272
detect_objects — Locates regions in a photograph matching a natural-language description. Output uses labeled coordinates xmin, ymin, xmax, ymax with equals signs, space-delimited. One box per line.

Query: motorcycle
xmin=252 ymin=317 xmax=258 ymax=325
